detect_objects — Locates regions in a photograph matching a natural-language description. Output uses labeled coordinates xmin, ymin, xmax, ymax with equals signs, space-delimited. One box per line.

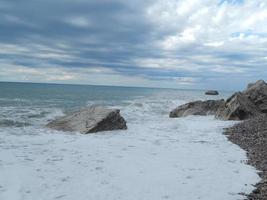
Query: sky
xmin=0 ymin=0 xmax=266 ymax=90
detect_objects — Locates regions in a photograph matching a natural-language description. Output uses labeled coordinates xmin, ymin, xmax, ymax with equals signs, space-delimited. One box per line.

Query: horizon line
xmin=0 ymin=80 xmax=235 ymax=93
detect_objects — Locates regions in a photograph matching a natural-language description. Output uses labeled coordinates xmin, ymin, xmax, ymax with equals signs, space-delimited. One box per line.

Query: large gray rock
xmin=205 ymin=90 xmax=219 ymax=95
xmin=169 ymin=99 xmax=225 ymax=118
xmin=244 ymin=80 xmax=267 ymax=113
xmin=216 ymin=80 xmax=267 ymax=120
xmin=46 ymin=106 xmax=127 ymax=134
xmin=215 ymin=92 xmax=261 ymax=120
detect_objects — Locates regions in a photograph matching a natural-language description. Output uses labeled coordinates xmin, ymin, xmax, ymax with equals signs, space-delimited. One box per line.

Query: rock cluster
xmin=170 ymin=80 xmax=267 ymax=121
xmin=46 ymin=106 xmax=127 ymax=134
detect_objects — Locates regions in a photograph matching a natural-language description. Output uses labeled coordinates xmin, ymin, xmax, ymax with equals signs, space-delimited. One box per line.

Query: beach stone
xmin=205 ymin=90 xmax=219 ymax=95
xmin=224 ymin=114 xmax=267 ymax=200
xmin=46 ymin=106 xmax=127 ymax=134
xmin=215 ymin=92 xmax=261 ymax=120
xmin=169 ymin=99 xmax=225 ymax=118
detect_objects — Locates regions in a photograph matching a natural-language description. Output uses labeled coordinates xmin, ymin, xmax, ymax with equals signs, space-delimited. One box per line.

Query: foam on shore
xmin=0 ymin=96 xmax=260 ymax=200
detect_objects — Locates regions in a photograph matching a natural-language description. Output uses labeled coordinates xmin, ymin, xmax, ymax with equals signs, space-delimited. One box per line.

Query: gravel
xmin=224 ymin=114 xmax=267 ymax=200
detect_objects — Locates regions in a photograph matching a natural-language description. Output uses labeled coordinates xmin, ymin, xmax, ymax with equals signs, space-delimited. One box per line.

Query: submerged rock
xmin=46 ymin=106 xmax=127 ymax=134
xmin=215 ymin=92 xmax=261 ymax=120
xmin=170 ymin=99 xmax=225 ymax=118
xmin=205 ymin=90 xmax=219 ymax=95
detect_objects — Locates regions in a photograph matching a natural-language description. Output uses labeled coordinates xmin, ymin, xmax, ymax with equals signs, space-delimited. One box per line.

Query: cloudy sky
xmin=0 ymin=0 xmax=266 ymax=90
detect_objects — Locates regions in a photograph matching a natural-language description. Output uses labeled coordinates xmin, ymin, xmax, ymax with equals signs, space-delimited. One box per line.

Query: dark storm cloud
xmin=0 ymin=0 xmax=158 ymax=69
xmin=0 ymin=0 xmax=153 ymax=46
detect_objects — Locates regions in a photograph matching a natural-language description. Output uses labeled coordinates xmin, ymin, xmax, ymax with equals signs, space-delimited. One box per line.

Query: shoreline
xmin=169 ymin=80 xmax=267 ymax=199
xmin=224 ymin=114 xmax=267 ymax=200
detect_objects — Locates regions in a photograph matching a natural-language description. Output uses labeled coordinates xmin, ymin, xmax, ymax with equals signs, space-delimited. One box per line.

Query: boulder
xmin=46 ymin=106 xmax=127 ymax=134
xmin=205 ymin=90 xmax=219 ymax=95
xmin=243 ymin=80 xmax=267 ymax=113
xmin=170 ymin=99 xmax=225 ymax=118
xmin=215 ymin=92 xmax=261 ymax=120
xmin=246 ymin=80 xmax=266 ymax=90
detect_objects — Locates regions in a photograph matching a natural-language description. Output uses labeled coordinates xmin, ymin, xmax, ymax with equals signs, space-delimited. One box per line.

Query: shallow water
xmin=0 ymin=82 xmax=260 ymax=200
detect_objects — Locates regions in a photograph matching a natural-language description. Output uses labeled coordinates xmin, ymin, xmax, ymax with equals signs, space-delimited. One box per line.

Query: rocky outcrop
xmin=244 ymin=80 xmax=267 ymax=113
xmin=170 ymin=99 xmax=225 ymax=118
xmin=215 ymin=92 xmax=261 ymax=120
xmin=46 ymin=106 xmax=127 ymax=134
xmin=215 ymin=80 xmax=267 ymax=120
xmin=205 ymin=90 xmax=219 ymax=95
xmin=170 ymin=80 xmax=267 ymax=121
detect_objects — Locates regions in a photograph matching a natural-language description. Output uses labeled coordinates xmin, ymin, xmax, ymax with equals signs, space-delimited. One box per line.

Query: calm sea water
xmin=0 ymin=82 xmax=260 ymax=200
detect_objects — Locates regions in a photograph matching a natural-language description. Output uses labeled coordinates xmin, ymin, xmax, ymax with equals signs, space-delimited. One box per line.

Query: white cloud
xmin=142 ymin=0 xmax=267 ymax=85
xmin=66 ymin=16 xmax=91 ymax=27
xmin=211 ymin=65 xmax=247 ymax=74
xmin=0 ymin=43 xmax=29 ymax=54
xmin=0 ymin=43 xmax=75 ymax=61
xmin=0 ymin=64 xmax=201 ymax=89
xmin=147 ymin=0 xmax=267 ymax=49
xmin=134 ymin=57 xmax=203 ymax=72
xmin=204 ymin=41 xmax=224 ymax=47
xmin=161 ymin=25 xmax=202 ymax=49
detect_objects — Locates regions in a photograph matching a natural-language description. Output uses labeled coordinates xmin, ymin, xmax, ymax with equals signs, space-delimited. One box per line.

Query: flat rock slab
xmin=46 ymin=106 xmax=127 ymax=134
xmin=170 ymin=99 xmax=225 ymax=118
xmin=205 ymin=90 xmax=219 ymax=95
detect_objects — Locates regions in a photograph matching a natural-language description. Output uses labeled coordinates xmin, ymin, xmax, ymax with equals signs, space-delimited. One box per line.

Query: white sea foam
xmin=0 ymin=97 xmax=261 ymax=200
xmin=0 ymin=106 xmax=64 ymax=128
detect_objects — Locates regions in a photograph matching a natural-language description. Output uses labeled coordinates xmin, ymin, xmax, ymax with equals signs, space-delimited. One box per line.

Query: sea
xmin=0 ymin=82 xmax=260 ymax=200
